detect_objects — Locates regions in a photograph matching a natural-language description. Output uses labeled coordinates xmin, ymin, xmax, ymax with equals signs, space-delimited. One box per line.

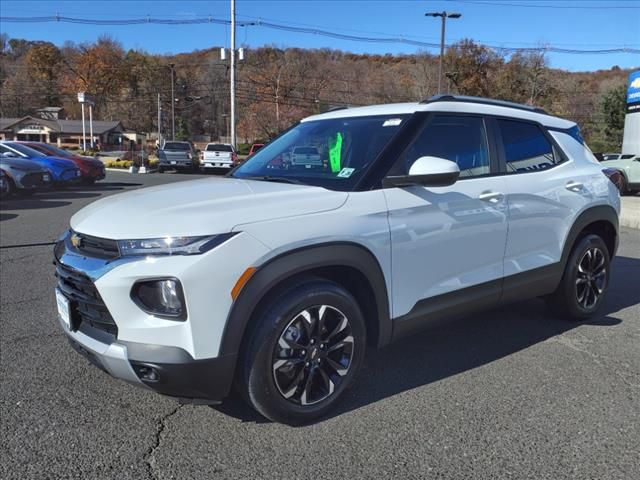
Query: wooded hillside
xmin=0 ymin=34 xmax=632 ymax=151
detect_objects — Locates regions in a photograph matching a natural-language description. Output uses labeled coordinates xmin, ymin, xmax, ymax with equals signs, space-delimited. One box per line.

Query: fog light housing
xmin=131 ymin=363 xmax=161 ymax=382
xmin=131 ymin=278 xmax=186 ymax=320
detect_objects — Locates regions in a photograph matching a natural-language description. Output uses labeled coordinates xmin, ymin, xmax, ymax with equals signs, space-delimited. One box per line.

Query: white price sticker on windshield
xmin=382 ymin=118 xmax=403 ymax=127
xmin=337 ymin=167 xmax=355 ymax=178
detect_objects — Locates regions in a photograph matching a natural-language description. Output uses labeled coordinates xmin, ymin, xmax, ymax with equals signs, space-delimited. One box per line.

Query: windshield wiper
xmin=243 ymin=175 xmax=305 ymax=185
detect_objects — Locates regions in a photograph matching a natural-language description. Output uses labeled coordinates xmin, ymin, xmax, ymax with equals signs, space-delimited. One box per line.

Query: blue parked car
xmin=0 ymin=141 xmax=81 ymax=186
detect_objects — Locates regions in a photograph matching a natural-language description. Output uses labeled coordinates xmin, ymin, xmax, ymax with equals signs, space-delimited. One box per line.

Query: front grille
xmin=72 ymin=231 xmax=120 ymax=259
xmin=21 ymin=172 xmax=48 ymax=187
xmin=62 ymin=169 xmax=78 ymax=181
xmin=55 ymin=262 xmax=118 ymax=337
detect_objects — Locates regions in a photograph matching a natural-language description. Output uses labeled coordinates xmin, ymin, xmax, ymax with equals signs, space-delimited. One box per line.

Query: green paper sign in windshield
xmin=329 ymin=132 xmax=343 ymax=173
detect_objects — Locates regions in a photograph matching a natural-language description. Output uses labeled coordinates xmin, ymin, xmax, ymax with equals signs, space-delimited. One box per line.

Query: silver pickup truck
xmin=158 ymin=141 xmax=197 ymax=172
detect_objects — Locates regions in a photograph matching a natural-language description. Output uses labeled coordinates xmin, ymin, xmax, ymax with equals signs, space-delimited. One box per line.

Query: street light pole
xmin=169 ymin=63 xmax=175 ymax=140
xmin=425 ymin=11 xmax=461 ymax=94
xmin=230 ymin=0 xmax=236 ymax=149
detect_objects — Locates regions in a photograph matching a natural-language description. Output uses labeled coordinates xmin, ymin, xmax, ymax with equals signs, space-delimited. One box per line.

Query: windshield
xmin=6 ymin=143 xmax=46 ymax=158
xmin=29 ymin=143 xmax=71 ymax=157
xmin=163 ymin=142 xmax=190 ymax=150
xmin=232 ymin=115 xmax=409 ymax=191
xmin=206 ymin=144 xmax=233 ymax=152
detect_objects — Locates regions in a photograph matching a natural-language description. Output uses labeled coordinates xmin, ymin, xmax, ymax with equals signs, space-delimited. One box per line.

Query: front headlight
xmin=117 ymin=233 xmax=237 ymax=257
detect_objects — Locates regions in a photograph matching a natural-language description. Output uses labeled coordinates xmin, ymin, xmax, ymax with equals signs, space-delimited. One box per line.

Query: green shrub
xmin=104 ymin=160 xmax=133 ymax=169
xmin=236 ymin=143 xmax=251 ymax=155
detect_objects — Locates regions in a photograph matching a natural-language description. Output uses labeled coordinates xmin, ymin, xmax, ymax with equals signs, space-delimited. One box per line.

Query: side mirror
xmin=2 ymin=151 xmax=18 ymax=158
xmin=383 ymin=156 xmax=460 ymax=188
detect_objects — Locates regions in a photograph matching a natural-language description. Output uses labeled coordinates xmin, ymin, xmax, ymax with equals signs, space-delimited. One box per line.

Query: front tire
xmin=546 ymin=234 xmax=610 ymax=320
xmin=238 ymin=278 xmax=366 ymax=425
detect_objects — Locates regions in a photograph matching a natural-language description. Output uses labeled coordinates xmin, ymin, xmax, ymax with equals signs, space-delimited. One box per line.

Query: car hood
xmin=71 ymin=177 xmax=348 ymax=239
xmin=0 ymin=157 xmax=47 ymax=172
xmin=31 ymin=156 xmax=77 ymax=169
xmin=601 ymin=159 xmax=629 ymax=169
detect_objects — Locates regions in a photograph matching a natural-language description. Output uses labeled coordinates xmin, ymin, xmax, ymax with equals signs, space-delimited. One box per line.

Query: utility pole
xmin=89 ymin=104 xmax=93 ymax=149
xmin=230 ymin=0 xmax=236 ymax=149
xmin=157 ymin=93 xmax=162 ymax=147
xmin=425 ymin=11 xmax=461 ymax=94
xmin=81 ymin=102 xmax=86 ymax=151
xmin=169 ymin=63 xmax=176 ymax=140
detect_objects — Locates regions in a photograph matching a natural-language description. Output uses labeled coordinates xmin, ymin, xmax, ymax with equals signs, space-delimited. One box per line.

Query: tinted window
xmin=5 ymin=143 xmax=45 ymax=157
xmin=498 ymin=120 xmax=560 ymax=173
xmin=398 ymin=115 xmax=490 ymax=177
xmin=206 ymin=144 xmax=233 ymax=152
xmin=621 ymin=154 xmax=635 ymax=159
xmin=293 ymin=147 xmax=319 ymax=155
xmin=163 ymin=142 xmax=190 ymax=151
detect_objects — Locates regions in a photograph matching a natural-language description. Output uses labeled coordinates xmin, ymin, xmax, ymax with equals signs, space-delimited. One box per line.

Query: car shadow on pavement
xmin=0 ymin=213 xmax=18 ymax=221
xmin=0 ymin=197 xmax=72 ymax=211
xmin=215 ymin=255 xmax=638 ymax=425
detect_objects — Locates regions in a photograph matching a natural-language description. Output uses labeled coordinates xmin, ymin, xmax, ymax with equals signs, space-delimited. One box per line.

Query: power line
xmin=446 ymin=0 xmax=640 ymax=9
xmin=0 ymin=15 xmax=638 ymax=55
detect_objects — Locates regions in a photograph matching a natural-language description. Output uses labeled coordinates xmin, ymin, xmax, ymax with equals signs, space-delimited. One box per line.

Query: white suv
xmin=54 ymin=95 xmax=620 ymax=424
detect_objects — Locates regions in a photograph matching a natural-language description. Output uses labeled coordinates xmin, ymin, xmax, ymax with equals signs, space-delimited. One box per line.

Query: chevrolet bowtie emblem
xmin=70 ymin=233 xmax=82 ymax=248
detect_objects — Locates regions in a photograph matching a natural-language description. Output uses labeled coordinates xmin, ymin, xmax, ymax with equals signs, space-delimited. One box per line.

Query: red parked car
xmin=21 ymin=142 xmax=106 ymax=184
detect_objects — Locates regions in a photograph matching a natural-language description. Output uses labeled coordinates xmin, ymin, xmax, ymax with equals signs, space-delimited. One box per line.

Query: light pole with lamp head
xmin=425 ymin=11 xmax=462 ymax=94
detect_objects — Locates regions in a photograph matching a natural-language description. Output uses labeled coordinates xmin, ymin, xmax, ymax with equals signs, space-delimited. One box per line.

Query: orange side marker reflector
xmin=231 ymin=267 xmax=256 ymax=300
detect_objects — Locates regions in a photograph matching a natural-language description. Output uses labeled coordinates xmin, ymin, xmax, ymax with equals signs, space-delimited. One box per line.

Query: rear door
xmin=383 ymin=113 xmax=509 ymax=323
xmin=493 ymin=118 xmax=591 ymax=297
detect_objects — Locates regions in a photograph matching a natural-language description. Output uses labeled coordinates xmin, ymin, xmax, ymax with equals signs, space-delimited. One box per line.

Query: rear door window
xmin=163 ymin=142 xmax=190 ymax=151
xmin=497 ymin=119 xmax=562 ymax=173
xmin=206 ymin=144 xmax=233 ymax=152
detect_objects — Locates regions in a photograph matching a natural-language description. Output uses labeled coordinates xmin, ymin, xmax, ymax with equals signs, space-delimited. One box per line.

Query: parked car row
xmin=157 ymin=141 xmax=264 ymax=173
xmin=0 ymin=141 xmax=105 ymax=198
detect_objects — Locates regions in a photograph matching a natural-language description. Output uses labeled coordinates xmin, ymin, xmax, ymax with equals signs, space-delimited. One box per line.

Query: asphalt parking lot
xmin=1 ymin=171 xmax=639 ymax=480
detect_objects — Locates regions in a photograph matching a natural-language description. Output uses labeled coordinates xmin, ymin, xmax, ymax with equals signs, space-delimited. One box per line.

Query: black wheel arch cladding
xmin=219 ymin=242 xmax=392 ymax=358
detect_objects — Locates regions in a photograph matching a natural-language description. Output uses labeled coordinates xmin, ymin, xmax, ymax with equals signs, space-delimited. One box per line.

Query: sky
xmin=0 ymin=0 xmax=639 ymax=72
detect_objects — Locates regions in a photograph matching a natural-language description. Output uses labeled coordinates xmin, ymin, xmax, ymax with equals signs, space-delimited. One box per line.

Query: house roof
xmin=0 ymin=116 xmax=124 ymax=134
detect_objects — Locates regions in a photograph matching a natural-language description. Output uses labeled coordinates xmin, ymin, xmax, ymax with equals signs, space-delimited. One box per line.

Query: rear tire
xmin=2 ymin=178 xmax=14 ymax=198
xmin=546 ymin=234 xmax=610 ymax=321
xmin=238 ymin=278 xmax=366 ymax=425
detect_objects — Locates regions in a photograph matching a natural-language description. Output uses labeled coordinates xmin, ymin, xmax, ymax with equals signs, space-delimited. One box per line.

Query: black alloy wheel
xmin=272 ymin=305 xmax=354 ymax=406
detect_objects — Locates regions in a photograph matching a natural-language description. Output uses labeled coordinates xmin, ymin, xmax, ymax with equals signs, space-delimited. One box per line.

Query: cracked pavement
xmin=1 ymin=172 xmax=639 ymax=479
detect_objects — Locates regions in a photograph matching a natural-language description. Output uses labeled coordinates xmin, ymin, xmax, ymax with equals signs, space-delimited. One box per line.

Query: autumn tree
xmin=26 ymin=42 xmax=63 ymax=106
xmin=61 ymin=36 xmax=128 ymax=116
xmin=445 ymin=39 xmax=502 ymax=97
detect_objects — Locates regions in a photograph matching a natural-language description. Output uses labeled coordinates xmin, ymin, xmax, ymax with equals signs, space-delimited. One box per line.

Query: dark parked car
xmin=157 ymin=141 xmax=197 ymax=172
xmin=0 ymin=157 xmax=52 ymax=196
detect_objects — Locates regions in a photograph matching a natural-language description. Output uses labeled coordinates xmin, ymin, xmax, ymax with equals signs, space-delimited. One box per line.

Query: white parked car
xmin=290 ymin=146 xmax=322 ymax=168
xmin=201 ymin=143 xmax=237 ymax=170
xmin=54 ymin=95 xmax=620 ymax=424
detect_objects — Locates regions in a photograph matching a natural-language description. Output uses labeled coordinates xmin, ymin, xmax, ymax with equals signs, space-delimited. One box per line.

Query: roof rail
xmin=328 ymin=105 xmax=349 ymax=112
xmin=420 ymin=94 xmax=548 ymax=115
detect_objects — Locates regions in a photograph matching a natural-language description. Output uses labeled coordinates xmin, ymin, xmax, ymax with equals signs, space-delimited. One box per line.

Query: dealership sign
xmin=627 ymin=70 xmax=640 ymax=114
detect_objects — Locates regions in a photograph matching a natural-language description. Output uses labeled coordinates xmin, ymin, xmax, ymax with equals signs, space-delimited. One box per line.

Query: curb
xmin=620 ymin=196 xmax=640 ymax=229
xmin=105 ymin=168 xmax=157 ymax=174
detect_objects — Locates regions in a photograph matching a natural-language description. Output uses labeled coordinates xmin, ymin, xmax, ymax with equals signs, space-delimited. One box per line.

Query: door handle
xmin=478 ymin=191 xmax=504 ymax=203
xmin=566 ymin=181 xmax=584 ymax=192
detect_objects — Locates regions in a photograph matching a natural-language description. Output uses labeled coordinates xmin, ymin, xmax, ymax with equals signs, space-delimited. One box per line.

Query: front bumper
xmin=61 ymin=316 xmax=236 ymax=403
xmin=201 ymin=163 xmax=232 ymax=169
xmin=53 ymin=229 xmax=270 ymax=403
